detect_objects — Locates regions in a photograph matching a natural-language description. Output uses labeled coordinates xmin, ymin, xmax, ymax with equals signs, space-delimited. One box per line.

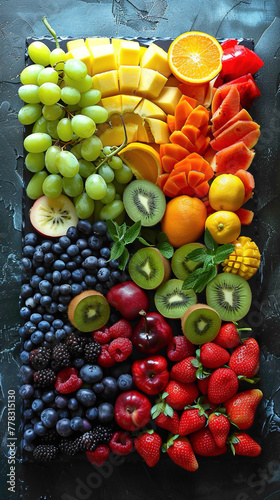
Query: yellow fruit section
xmin=67 ymin=46 xmax=91 ymax=73
xmin=144 ymin=118 xmax=170 ymax=144
xmin=118 ymin=142 xmax=162 ymax=184
xmin=119 ymin=40 xmax=140 ymax=66
xmin=67 ymin=39 xmax=85 ymax=51
xmin=152 ymin=86 xmax=182 ymax=115
xmin=136 ymin=68 xmax=168 ymax=100
xmin=141 ymin=42 xmax=171 ymax=78
xmin=118 ymin=66 xmax=141 ymax=94
xmin=134 ymin=99 xmax=167 ymax=121
xmin=121 ymin=95 xmax=142 ymax=113
xmin=222 ymin=236 xmax=261 ymax=280
xmin=90 ymin=45 xmax=117 ymax=76
xmin=100 ymin=95 xmax=122 ymax=117
xmin=92 ymin=70 xmax=119 ymax=97
xmin=85 ymin=37 xmax=110 ymax=49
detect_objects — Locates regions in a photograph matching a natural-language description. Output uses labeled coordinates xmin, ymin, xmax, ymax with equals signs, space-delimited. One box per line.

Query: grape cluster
xmin=19 ymin=41 xmax=133 ymax=220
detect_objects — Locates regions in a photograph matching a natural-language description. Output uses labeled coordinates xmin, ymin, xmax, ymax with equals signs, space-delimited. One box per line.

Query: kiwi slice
xmin=171 ymin=243 xmax=205 ymax=280
xmin=181 ymin=304 xmax=221 ymax=344
xmin=155 ymin=279 xmax=197 ymax=319
xmin=123 ymin=179 xmax=166 ymax=227
xmin=206 ymin=273 xmax=252 ymax=322
xmin=68 ymin=290 xmax=110 ymax=332
xmin=129 ymin=247 xmax=170 ymax=290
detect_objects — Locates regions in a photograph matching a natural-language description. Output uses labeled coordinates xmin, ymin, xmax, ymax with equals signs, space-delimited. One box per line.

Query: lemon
xmin=209 ymin=174 xmax=245 ymax=211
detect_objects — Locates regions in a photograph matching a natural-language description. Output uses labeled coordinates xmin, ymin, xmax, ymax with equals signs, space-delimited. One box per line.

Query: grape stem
xmin=42 ymin=16 xmax=60 ymax=48
xmin=96 ymin=116 xmax=128 ymax=170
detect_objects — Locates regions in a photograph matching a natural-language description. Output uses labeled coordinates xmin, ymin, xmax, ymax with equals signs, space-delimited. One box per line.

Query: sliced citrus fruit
xmin=168 ymin=32 xmax=223 ymax=85
xmin=118 ymin=142 xmax=162 ymax=184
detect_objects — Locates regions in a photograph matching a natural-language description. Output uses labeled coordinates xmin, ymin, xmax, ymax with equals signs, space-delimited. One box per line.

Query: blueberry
xmin=59 ymin=236 xmax=71 ymax=248
xmin=21 ymin=284 xmax=33 ymax=298
xmin=42 ymin=390 xmax=55 ymax=403
xmin=109 ymin=259 xmax=119 ymax=269
xmin=57 ymin=408 xmax=70 ymax=419
xmin=41 ymin=240 xmax=52 ymax=252
xmin=95 ymin=284 xmax=104 ymax=294
xmin=20 ymin=351 xmax=30 ymax=364
xmin=41 ymin=408 xmax=58 ymax=428
xmin=59 ymin=284 xmax=71 ymax=295
xmin=24 ymin=320 xmax=37 ymax=334
xmin=77 ymin=220 xmax=92 ymax=235
xmin=55 ymin=329 xmax=66 ymax=341
xmin=97 ymin=268 xmax=110 ymax=282
xmin=67 ymin=397 xmax=78 ymax=411
xmin=56 ymin=418 xmax=73 ymax=437
xmin=47 ymin=302 xmax=58 ymax=314
xmin=60 ymin=253 xmax=71 ymax=264
xmin=23 ymin=408 xmax=34 ymax=421
xmin=51 ymin=285 xmax=60 ymax=299
xmin=55 ymin=395 xmax=68 ymax=409
xmin=100 ymin=247 xmax=111 ymax=259
xmin=19 ymin=384 xmax=34 ymax=400
xmin=52 ymin=243 xmax=64 ymax=255
xmin=37 ymin=320 xmax=50 ymax=333
xmin=24 ymin=233 xmax=38 ymax=246
xmin=61 ymin=269 xmax=71 ymax=282
xmin=36 ymin=266 xmax=46 ymax=278
xmin=33 ymin=292 xmax=42 ymax=304
xmin=66 ymin=261 xmax=77 ymax=272
xmin=92 ymin=382 xmax=104 ymax=394
xmin=22 ymin=245 xmax=35 ymax=258
xmin=67 ymin=244 xmax=79 ymax=257
xmin=73 ymin=358 xmax=84 ymax=369
xmin=22 ymin=439 xmax=35 ymax=452
xmin=20 ymin=366 xmax=34 ymax=384
xmin=21 ymin=257 xmax=32 ymax=271
xmin=117 ymin=374 xmax=133 ymax=391
xmin=32 ymin=399 xmax=44 ymax=413
xmin=33 ymin=250 xmax=44 ymax=263
xmin=88 ymin=236 xmax=103 ymax=250
xmin=111 ymin=270 xmax=121 ymax=281
xmin=84 ymin=275 xmax=97 ymax=288
xmin=73 ymin=255 xmax=83 ymax=265
xmin=92 ymin=221 xmax=107 ymax=236
xmin=71 ymin=269 xmax=84 ymax=283
xmin=76 ymin=389 xmax=96 ymax=407
xmin=44 ymin=252 xmax=55 ymax=265
xmin=98 ymin=402 xmax=114 ymax=423
xmin=63 ymin=324 xmax=72 ymax=335
xmin=76 ymin=238 xmax=88 ymax=250
xmin=19 ymin=326 xmax=27 ymax=339
xmin=53 ymin=259 xmax=65 ymax=271
xmin=24 ymin=423 xmax=34 ymax=431
xmin=71 ymin=283 xmax=83 ymax=296
xmin=81 ymin=281 xmax=87 ymax=291
xmin=85 ymin=407 xmax=98 ymax=421
xmin=39 ymin=280 xmax=52 ymax=295
xmin=25 ymin=297 xmax=36 ymax=309
xmin=70 ymin=416 xmax=83 ymax=431
xmin=102 ymin=377 xmax=118 ymax=398
xmin=20 ymin=307 xmax=31 ymax=320
xmin=79 ymin=364 xmax=103 ymax=383
xmin=30 ymin=313 xmax=42 ymax=324
xmin=81 ymin=418 xmax=92 ymax=432
xmin=31 ymin=330 xmax=44 ymax=345
xmin=66 ymin=226 xmax=79 ymax=241
xmin=43 ymin=313 xmax=54 ymax=323
xmin=24 ymin=428 xmax=36 ymax=442
xmin=53 ymin=319 xmax=64 ymax=330
xmin=58 ymin=304 xmax=67 ymax=313
xmin=83 ymin=256 xmax=97 ymax=270
xmin=81 ymin=248 xmax=92 ymax=259
xmin=34 ymin=421 xmax=47 ymax=436
xmin=23 ymin=340 xmax=34 ymax=352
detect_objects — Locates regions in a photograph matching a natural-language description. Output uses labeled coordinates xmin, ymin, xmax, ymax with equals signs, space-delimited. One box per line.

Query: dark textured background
xmin=0 ymin=1 xmax=280 ymax=499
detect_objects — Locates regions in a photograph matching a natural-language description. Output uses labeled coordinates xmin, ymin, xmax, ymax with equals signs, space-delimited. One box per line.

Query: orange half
xmin=168 ymin=31 xmax=223 ymax=85
xmin=118 ymin=142 xmax=162 ymax=184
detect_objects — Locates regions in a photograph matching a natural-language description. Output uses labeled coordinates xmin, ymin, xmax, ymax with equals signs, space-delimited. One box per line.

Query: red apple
xmin=106 ymin=281 xmax=149 ymax=320
xmin=114 ymin=390 xmax=151 ymax=431
xmin=132 ymin=311 xmax=173 ymax=354
xmin=132 ymin=355 xmax=169 ymax=396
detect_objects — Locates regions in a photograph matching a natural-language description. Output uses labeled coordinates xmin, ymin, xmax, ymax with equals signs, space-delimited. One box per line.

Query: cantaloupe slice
xmin=121 ymin=95 xmax=142 ymax=113
xmin=134 ymin=99 xmax=167 ymax=121
xmin=90 ymin=45 xmax=117 ymax=76
xmin=92 ymin=70 xmax=119 ymax=97
xmin=136 ymin=68 xmax=168 ymax=100
xmin=152 ymin=86 xmax=182 ymax=115
xmin=118 ymin=66 xmax=141 ymax=94
xmin=140 ymin=42 xmax=171 ymax=78
xmin=100 ymin=95 xmax=122 ymax=117
xmin=210 ymin=121 xmax=260 ymax=151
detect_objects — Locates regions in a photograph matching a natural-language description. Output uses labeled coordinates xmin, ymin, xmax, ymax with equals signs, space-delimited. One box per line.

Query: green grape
xmin=114 ymin=164 xmax=133 ymax=184
xmin=81 ymin=105 xmax=108 ymax=124
xmin=66 ymin=103 xmax=81 ymax=114
xmin=42 ymin=174 xmax=63 ymax=198
xmin=18 ymin=104 xmax=42 ymax=125
xmin=57 ymin=118 xmax=73 ymax=142
xmin=47 ymin=119 xmax=59 ymax=140
xmin=74 ymin=193 xmax=95 ymax=219
xmin=25 ymin=152 xmax=45 ymax=173
xmin=20 ymin=64 xmax=44 ymax=85
xmin=45 ymin=145 xmax=61 ymax=173
xmin=55 ymin=150 xmax=79 ymax=177
xmin=85 ymin=174 xmax=107 ymax=200
xmin=78 ymin=159 xmax=96 ymax=178
xmin=114 ymin=210 xmax=126 ymax=225
xmin=102 ymin=146 xmax=113 ymax=156
xmin=64 ymin=74 xmax=92 ymax=93
xmin=26 ymin=171 xmax=48 ymax=199
xmin=114 ymin=194 xmax=121 ymax=200
xmin=24 ymin=133 xmax=52 ymax=153
xmin=71 ymin=114 xmax=96 ymax=139
xmin=108 ymin=155 xmax=123 ymax=170
xmin=61 ymin=87 xmax=81 ymax=105
xmin=18 ymin=85 xmax=40 ymax=104
xmin=64 ymin=59 xmax=87 ymax=81
xmin=81 ymin=136 xmax=102 ymax=161
xmin=38 ymin=83 xmax=61 ymax=105
xmin=37 ymin=67 xmax=59 ymax=86
xmin=32 ymin=116 xmax=48 ymax=134
xmin=113 ymin=179 xmax=126 ymax=196
xmin=62 ymin=174 xmax=84 ymax=197
xmin=99 ymin=200 xmax=124 ymax=220
xmin=28 ymin=42 xmax=50 ymax=66
xmin=42 ymin=104 xmax=64 ymax=121
xmin=79 ymin=89 xmax=101 ymax=107
xmin=101 ymin=183 xmax=116 ymax=204
xmin=50 ymin=48 xmax=66 ymax=72
xmin=98 ymin=163 xmax=114 ymax=183
xmin=70 ymin=143 xmax=83 ymax=160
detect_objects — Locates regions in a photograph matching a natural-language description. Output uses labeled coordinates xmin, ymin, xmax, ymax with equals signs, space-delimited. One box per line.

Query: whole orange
xmin=161 ymin=195 xmax=207 ymax=247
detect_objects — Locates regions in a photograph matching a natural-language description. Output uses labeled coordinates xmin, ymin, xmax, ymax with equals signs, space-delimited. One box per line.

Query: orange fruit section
xmin=118 ymin=142 xmax=162 ymax=184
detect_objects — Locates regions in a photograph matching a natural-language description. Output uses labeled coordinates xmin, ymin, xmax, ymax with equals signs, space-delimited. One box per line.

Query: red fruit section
xmin=235 ymin=169 xmax=255 ymax=202
xmin=210 ymin=120 xmax=260 ymax=151
xmin=211 ymin=142 xmax=255 ymax=175
xmin=211 ymin=85 xmax=240 ymax=132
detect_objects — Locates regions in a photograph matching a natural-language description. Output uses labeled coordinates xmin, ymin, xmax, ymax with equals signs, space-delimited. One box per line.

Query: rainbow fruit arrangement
xmin=18 ymin=20 xmax=264 ymax=468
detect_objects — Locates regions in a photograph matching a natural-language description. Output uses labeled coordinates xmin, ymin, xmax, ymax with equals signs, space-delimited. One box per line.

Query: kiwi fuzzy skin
xmin=181 ymin=303 xmax=221 ymax=344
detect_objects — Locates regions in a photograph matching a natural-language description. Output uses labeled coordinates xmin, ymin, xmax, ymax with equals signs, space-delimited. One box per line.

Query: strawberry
xmin=197 ymin=376 xmax=210 ymax=395
xmin=224 ymin=389 xmax=263 ymax=430
xmin=151 ymin=393 xmax=180 ymax=434
xmin=207 ymin=368 xmax=239 ymax=404
xmin=109 ymin=319 xmax=132 ymax=339
xmin=165 ymin=435 xmax=198 ymax=471
xmin=86 ymin=445 xmax=110 ymax=466
xmin=228 ymin=432 xmax=261 ymax=457
xmin=208 ymin=413 xmax=230 ymax=448
xmin=179 ymin=398 xmax=209 ymax=436
xmin=189 ymin=428 xmax=227 ymax=456
xmin=134 ymin=431 xmax=162 ymax=467
xmin=200 ymin=343 xmax=230 ymax=369
xmin=165 ymin=380 xmax=199 ymax=410
xmin=167 ymin=335 xmax=195 ymax=361
xmin=170 ymin=356 xmax=197 ymax=384
xmin=214 ymin=322 xmax=251 ymax=349
xmin=229 ymin=338 xmax=260 ymax=378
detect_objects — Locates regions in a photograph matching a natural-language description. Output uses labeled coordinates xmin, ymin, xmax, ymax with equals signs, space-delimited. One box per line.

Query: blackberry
xmin=66 ymin=332 xmax=88 ymax=358
xmin=84 ymin=341 xmax=101 ymax=363
xmin=39 ymin=429 xmax=59 ymax=445
xmin=74 ymin=431 xmax=98 ymax=452
xmin=33 ymin=444 xmax=58 ymax=462
xmin=59 ymin=438 xmax=78 ymax=456
xmin=29 ymin=347 xmax=52 ymax=370
xmin=94 ymin=424 xmax=113 ymax=445
xmin=34 ymin=369 xmax=56 ymax=388
xmin=52 ymin=344 xmax=71 ymax=368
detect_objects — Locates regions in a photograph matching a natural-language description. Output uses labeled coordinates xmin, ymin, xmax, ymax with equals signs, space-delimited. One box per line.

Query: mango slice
xmin=121 ymin=95 xmax=142 ymax=113
xmin=134 ymin=99 xmax=167 ymax=121
xmin=85 ymin=37 xmax=110 ymax=50
xmin=136 ymin=68 xmax=167 ymax=100
xmin=153 ymin=86 xmax=182 ymax=115
xmin=141 ymin=43 xmax=171 ymax=78
xmin=118 ymin=66 xmax=141 ymax=94
xmin=67 ymin=39 xmax=85 ymax=52
xmin=90 ymin=45 xmax=117 ymax=76
xmin=144 ymin=118 xmax=170 ymax=144
xmin=100 ymin=95 xmax=122 ymax=117
xmin=92 ymin=70 xmax=119 ymax=98
xmin=119 ymin=40 xmax=140 ymax=66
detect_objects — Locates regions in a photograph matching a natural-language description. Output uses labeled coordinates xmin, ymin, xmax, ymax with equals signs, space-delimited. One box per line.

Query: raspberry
xmin=108 ymin=338 xmax=132 ymax=362
xmin=167 ymin=335 xmax=195 ymax=361
xmin=98 ymin=344 xmax=116 ymax=368
xmin=86 ymin=445 xmax=110 ymax=466
xmin=109 ymin=431 xmax=133 ymax=455
xmin=92 ymin=326 xmax=111 ymax=345
xmin=109 ymin=319 xmax=132 ymax=339
xmin=55 ymin=367 xmax=82 ymax=394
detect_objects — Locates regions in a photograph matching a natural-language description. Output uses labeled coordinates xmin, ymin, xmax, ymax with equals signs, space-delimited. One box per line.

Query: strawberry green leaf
xmin=191 ymin=359 xmax=200 ymax=368
xmin=161 ymin=392 xmax=169 ymax=399
xmin=164 ymin=404 xmax=174 ymax=418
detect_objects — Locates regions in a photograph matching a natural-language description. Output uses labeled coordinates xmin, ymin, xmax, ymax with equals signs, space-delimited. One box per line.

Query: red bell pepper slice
xmin=218 ymin=74 xmax=261 ymax=109
xmin=221 ymin=42 xmax=264 ymax=81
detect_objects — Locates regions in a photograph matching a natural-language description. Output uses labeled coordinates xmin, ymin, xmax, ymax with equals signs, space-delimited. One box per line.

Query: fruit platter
xmin=18 ymin=18 xmax=266 ymax=476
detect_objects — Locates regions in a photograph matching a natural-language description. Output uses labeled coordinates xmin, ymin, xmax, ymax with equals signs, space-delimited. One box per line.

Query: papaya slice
xmin=160 ymin=143 xmax=189 ymax=161
xmin=235 ymin=170 xmax=255 ymax=203
xmin=213 ymin=109 xmax=252 ymax=137
xmin=185 ymin=105 xmax=210 ymax=129
xmin=181 ymin=125 xmax=201 ymax=144
xmin=174 ymin=100 xmax=193 ymax=130
xmin=194 ymin=181 xmax=210 ymax=198
xmin=178 ymin=82 xmax=208 ymax=106
xmin=163 ymin=172 xmax=188 ymax=197
xmin=179 ymin=94 xmax=197 ymax=108
xmin=211 ymin=142 xmax=255 ymax=175
xmin=203 ymin=146 xmax=216 ymax=164
xmin=167 ymin=114 xmax=175 ymax=133
xmin=170 ymin=130 xmax=196 ymax=152
xmin=211 ymin=86 xmax=240 ymax=132
xmin=156 ymin=172 xmax=169 ymax=190
xmin=173 ymin=157 xmax=192 ymax=176
xmin=212 ymin=85 xmax=231 ymax=115
xmin=195 ymin=135 xmax=210 ymax=155
xmin=188 ymin=170 xmax=205 ymax=188
xmin=179 ymin=185 xmax=196 ymax=196
xmin=234 ymin=207 xmax=254 ymax=225
xmin=161 ymin=155 xmax=178 ymax=173
xmin=210 ymin=121 xmax=260 ymax=151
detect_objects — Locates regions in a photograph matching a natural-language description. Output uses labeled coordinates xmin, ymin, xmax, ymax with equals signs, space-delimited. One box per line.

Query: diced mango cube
xmin=166 ymin=75 xmax=180 ymax=87
xmin=92 ymin=70 xmax=119 ymax=98
xmin=97 ymin=122 xmax=138 ymax=146
xmin=90 ymin=45 xmax=117 ymax=76
xmin=121 ymin=95 xmax=142 ymax=113
xmin=134 ymin=99 xmax=167 ymax=121
xmin=144 ymin=118 xmax=170 ymax=144
xmin=111 ymin=38 xmax=122 ymax=66
xmin=85 ymin=37 xmax=110 ymax=49
xmin=139 ymin=46 xmax=147 ymax=63
xmin=136 ymin=68 xmax=167 ymax=100
xmin=67 ymin=39 xmax=85 ymax=52
xmin=100 ymin=95 xmax=122 ymax=117
xmin=152 ymin=86 xmax=182 ymax=115
xmin=119 ymin=40 xmax=140 ymax=66
xmin=118 ymin=66 xmax=141 ymax=94
xmin=68 ymin=46 xmax=91 ymax=74
xmin=141 ymin=43 xmax=171 ymax=78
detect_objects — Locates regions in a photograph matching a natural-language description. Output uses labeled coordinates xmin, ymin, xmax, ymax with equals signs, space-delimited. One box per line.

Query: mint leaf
xmin=157 ymin=241 xmax=174 ymax=259
xmin=182 ymin=268 xmax=204 ymax=290
xmin=118 ymin=222 xmax=127 ymax=240
xmin=187 ymin=247 xmax=208 ymax=263
xmin=204 ymin=228 xmax=218 ymax=252
xmin=157 ymin=231 xmax=169 ymax=244
xmin=118 ymin=247 xmax=130 ymax=271
xmin=213 ymin=244 xmax=235 ymax=264
xmin=137 ymin=236 xmax=154 ymax=247
xmin=140 ymin=228 xmax=156 ymax=245
xmin=109 ymin=241 xmax=125 ymax=261
xmin=124 ymin=220 xmax=141 ymax=244
xmin=202 ymin=255 xmax=214 ymax=270
xmin=194 ymin=265 xmax=217 ymax=293
xmin=106 ymin=219 xmax=120 ymax=242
